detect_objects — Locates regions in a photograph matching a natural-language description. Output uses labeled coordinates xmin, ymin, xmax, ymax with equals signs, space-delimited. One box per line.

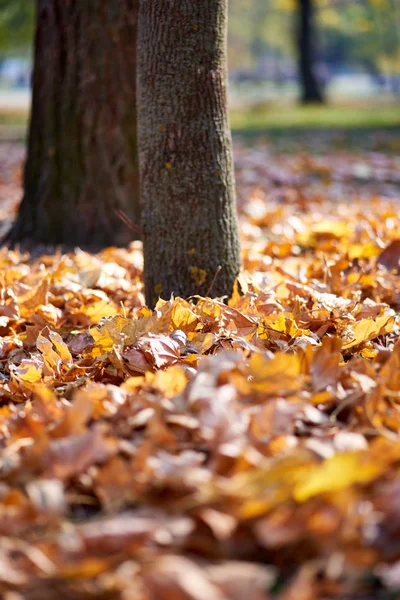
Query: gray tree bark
xmin=137 ymin=0 xmax=241 ymax=307
xmin=5 ymin=0 xmax=140 ymax=251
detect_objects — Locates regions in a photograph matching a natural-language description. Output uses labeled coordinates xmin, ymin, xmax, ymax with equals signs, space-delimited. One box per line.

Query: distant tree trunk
xmin=137 ymin=0 xmax=241 ymax=307
xmin=5 ymin=0 xmax=140 ymax=251
xmin=297 ymin=0 xmax=324 ymax=104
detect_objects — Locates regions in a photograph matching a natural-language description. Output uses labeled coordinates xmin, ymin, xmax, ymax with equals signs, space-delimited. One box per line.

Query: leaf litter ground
xmin=0 ymin=133 xmax=400 ymax=599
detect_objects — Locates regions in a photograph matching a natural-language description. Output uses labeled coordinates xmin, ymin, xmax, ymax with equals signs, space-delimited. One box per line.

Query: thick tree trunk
xmin=297 ymin=0 xmax=324 ymax=104
xmin=6 ymin=0 xmax=140 ymax=251
xmin=137 ymin=0 xmax=241 ymax=307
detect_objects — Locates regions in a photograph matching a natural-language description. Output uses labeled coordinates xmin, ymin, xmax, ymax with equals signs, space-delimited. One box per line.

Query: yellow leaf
xmin=187 ymin=331 xmax=215 ymax=353
xmin=121 ymin=376 xmax=145 ymax=393
xmin=258 ymin=314 xmax=282 ymax=340
xmin=36 ymin=334 xmax=63 ymax=372
xmin=360 ymin=346 xmax=378 ymax=359
xmin=342 ymin=314 xmax=395 ymax=349
xmin=313 ymin=220 xmax=349 ymax=238
xmin=348 ymin=243 xmax=380 ymax=261
xmin=48 ymin=331 xmax=73 ymax=365
xmin=138 ymin=306 xmax=153 ymax=319
xmin=171 ymin=299 xmax=199 ymax=332
xmin=297 ymin=220 xmax=350 ymax=247
xmin=198 ymin=299 xmax=222 ymax=321
xmin=238 ymin=352 xmax=302 ymax=395
xmin=258 ymin=313 xmax=309 ymax=340
xmin=347 ymin=272 xmax=376 ymax=287
xmin=18 ymin=277 xmax=49 ymax=317
xmin=155 ymin=297 xmax=168 ymax=310
xmin=294 ymin=452 xmax=385 ymax=502
xmin=84 ymin=300 xmax=118 ymax=323
xmin=14 ymin=360 xmax=42 ymax=384
xmin=151 ymin=365 xmax=188 ymax=398
xmin=90 ymin=317 xmax=139 ymax=359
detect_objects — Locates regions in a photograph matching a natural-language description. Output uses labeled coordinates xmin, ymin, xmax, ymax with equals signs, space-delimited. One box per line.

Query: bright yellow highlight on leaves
xmin=298 ymin=220 xmax=351 ymax=248
xmin=84 ymin=300 xmax=118 ymax=323
xmin=151 ymin=365 xmax=188 ymax=398
xmin=234 ymin=352 xmax=302 ymax=396
xmin=258 ymin=313 xmax=310 ymax=340
xmin=294 ymin=452 xmax=387 ymax=502
xmin=348 ymin=242 xmax=381 ymax=261
xmin=14 ymin=361 xmax=42 ymax=384
xmin=90 ymin=316 xmax=140 ymax=358
xmin=48 ymin=331 xmax=73 ymax=365
xmin=36 ymin=330 xmax=73 ymax=374
xmin=342 ymin=313 xmax=395 ymax=349
xmin=171 ymin=299 xmax=198 ymax=332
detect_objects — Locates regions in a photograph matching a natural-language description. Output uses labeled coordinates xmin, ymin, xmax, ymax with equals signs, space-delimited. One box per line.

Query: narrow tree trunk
xmin=137 ymin=0 xmax=241 ymax=307
xmin=5 ymin=0 xmax=140 ymax=251
xmin=297 ymin=0 xmax=324 ymax=104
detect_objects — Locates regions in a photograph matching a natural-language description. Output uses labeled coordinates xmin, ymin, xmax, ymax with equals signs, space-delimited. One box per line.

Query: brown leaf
xmin=46 ymin=428 xmax=116 ymax=479
xmin=78 ymin=514 xmax=159 ymax=554
xmin=377 ymin=239 xmax=400 ymax=273
xmin=137 ymin=334 xmax=181 ymax=369
xmin=143 ymin=555 xmax=225 ymax=600
xmin=207 ymin=561 xmax=275 ymax=600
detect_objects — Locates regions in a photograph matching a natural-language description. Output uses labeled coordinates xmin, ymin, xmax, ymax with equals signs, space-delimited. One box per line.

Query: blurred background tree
xmin=228 ymin=0 xmax=400 ymax=105
xmin=297 ymin=0 xmax=325 ymax=104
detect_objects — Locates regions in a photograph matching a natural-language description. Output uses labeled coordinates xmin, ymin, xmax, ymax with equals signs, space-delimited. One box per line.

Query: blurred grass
xmin=230 ymin=101 xmax=400 ymax=131
xmin=0 ymin=109 xmax=28 ymax=141
xmin=0 ymin=110 xmax=28 ymax=126
xmin=0 ymin=102 xmax=399 ymax=145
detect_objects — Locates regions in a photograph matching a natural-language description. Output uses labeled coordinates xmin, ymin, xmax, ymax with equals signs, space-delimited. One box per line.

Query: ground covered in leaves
xmin=0 ymin=133 xmax=400 ymax=599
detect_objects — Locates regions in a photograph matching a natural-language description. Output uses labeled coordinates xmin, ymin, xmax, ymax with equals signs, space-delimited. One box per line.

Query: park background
xmin=0 ymin=0 xmax=399 ymax=129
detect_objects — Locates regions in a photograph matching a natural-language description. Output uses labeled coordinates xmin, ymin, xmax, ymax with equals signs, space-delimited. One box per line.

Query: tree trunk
xmin=137 ymin=0 xmax=241 ymax=307
xmin=5 ymin=0 xmax=140 ymax=251
xmin=297 ymin=0 xmax=324 ymax=104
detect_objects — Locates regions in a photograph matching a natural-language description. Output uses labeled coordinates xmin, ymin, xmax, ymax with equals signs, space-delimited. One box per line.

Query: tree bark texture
xmin=6 ymin=0 xmax=140 ymax=251
xmin=297 ymin=0 xmax=324 ymax=104
xmin=138 ymin=0 xmax=241 ymax=307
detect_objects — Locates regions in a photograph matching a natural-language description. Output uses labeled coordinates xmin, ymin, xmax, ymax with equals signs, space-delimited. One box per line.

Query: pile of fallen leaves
xmin=0 ymin=138 xmax=400 ymax=599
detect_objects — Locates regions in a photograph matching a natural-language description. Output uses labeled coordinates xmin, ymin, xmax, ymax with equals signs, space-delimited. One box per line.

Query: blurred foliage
xmin=318 ymin=0 xmax=400 ymax=76
xmin=229 ymin=0 xmax=400 ymax=78
xmin=0 ymin=0 xmax=398 ymax=84
xmin=0 ymin=0 xmax=34 ymax=55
